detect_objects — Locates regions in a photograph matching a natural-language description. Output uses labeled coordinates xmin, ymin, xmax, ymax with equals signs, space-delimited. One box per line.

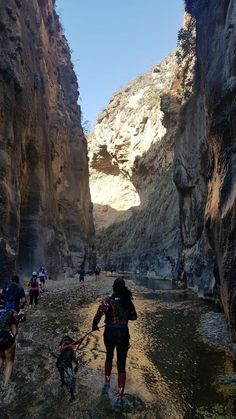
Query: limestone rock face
xmin=89 ymin=53 xmax=182 ymax=277
xmin=175 ymin=1 xmax=236 ymax=338
xmin=0 ymin=0 xmax=94 ymax=280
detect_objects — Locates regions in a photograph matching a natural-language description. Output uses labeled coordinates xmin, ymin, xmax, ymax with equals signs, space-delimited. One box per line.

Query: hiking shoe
xmin=114 ymin=398 xmax=123 ymax=411
xmin=0 ymin=386 xmax=7 ymax=398
xmin=0 ymin=384 xmax=11 ymax=400
xmin=102 ymin=383 xmax=110 ymax=396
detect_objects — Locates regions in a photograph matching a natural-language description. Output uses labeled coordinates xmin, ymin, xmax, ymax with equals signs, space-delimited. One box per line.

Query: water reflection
xmin=78 ymin=277 xmax=236 ymax=418
xmin=125 ymin=275 xmax=173 ymax=290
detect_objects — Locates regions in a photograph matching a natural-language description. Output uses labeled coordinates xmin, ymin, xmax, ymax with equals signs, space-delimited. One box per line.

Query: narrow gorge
xmin=1 ymin=0 xmax=236 ymax=417
xmin=90 ymin=0 xmax=236 ymax=340
xmin=1 ymin=0 xmax=236 ymax=338
xmin=1 ymin=0 xmax=236 ymax=339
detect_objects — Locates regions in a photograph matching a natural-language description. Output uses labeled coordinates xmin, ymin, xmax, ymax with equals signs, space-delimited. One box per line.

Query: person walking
xmin=28 ymin=272 xmax=40 ymax=308
xmin=94 ymin=266 xmax=100 ymax=281
xmin=2 ymin=275 xmax=26 ymax=313
xmin=38 ymin=267 xmax=46 ymax=292
xmin=0 ymin=309 xmax=25 ymax=397
xmin=92 ymin=278 xmax=137 ymax=411
xmin=78 ymin=266 xmax=85 ymax=290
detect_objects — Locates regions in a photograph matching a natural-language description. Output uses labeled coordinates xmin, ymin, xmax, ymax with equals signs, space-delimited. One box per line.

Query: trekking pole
xmin=82 ymin=324 xmax=105 ymax=338
xmin=48 ymin=325 xmax=106 ymax=355
xmin=75 ymin=325 xmax=105 ymax=352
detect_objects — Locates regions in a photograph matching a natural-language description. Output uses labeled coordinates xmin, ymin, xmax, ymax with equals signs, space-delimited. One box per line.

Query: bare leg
xmin=0 ymin=352 xmax=5 ymax=368
xmin=3 ymin=343 xmax=16 ymax=386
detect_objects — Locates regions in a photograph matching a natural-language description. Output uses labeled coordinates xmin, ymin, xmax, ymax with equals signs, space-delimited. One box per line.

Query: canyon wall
xmin=176 ymin=0 xmax=236 ymax=338
xmin=0 ymin=0 xmax=94 ymax=280
xmin=88 ymin=53 xmax=184 ymax=278
xmin=173 ymin=11 xmax=215 ymax=295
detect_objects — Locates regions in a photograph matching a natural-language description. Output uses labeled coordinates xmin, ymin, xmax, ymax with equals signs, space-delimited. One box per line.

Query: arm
xmin=92 ymin=298 xmax=110 ymax=330
xmin=72 ymin=351 xmax=79 ymax=372
xmin=20 ymin=297 xmax=26 ymax=309
xmin=8 ymin=311 xmax=18 ymax=336
xmin=19 ymin=287 xmax=26 ymax=309
xmin=128 ymin=301 xmax=138 ymax=321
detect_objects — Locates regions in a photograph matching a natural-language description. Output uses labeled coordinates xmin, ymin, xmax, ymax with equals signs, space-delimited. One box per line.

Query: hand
xmin=74 ymin=365 xmax=79 ymax=373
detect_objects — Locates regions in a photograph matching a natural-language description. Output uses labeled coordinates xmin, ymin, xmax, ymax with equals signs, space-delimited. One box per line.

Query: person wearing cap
xmin=92 ymin=278 xmax=137 ymax=411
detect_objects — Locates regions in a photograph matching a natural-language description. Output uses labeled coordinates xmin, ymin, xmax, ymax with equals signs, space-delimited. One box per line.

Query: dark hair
xmin=60 ymin=336 xmax=74 ymax=346
xmin=113 ymin=278 xmax=132 ymax=308
xmin=11 ymin=275 xmax=19 ymax=283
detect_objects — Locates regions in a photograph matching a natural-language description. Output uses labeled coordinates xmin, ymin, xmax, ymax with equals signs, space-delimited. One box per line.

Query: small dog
xmin=55 ymin=335 xmax=84 ymax=401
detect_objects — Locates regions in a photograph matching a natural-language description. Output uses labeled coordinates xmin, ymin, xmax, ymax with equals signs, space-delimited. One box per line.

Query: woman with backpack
xmin=92 ymin=278 xmax=137 ymax=411
xmin=0 ymin=309 xmax=25 ymax=395
xmin=28 ymin=272 xmax=40 ymax=308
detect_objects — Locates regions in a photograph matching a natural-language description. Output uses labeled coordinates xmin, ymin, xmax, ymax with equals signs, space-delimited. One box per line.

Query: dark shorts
xmin=0 ymin=330 xmax=15 ymax=351
xmin=79 ymin=276 xmax=84 ymax=282
xmin=5 ymin=302 xmax=19 ymax=312
xmin=39 ymin=277 xmax=45 ymax=284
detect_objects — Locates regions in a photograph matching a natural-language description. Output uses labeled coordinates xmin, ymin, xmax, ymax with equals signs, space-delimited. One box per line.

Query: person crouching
xmin=56 ymin=335 xmax=84 ymax=401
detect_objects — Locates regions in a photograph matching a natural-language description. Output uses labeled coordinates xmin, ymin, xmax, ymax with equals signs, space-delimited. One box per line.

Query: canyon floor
xmin=0 ymin=274 xmax=236 ymax=418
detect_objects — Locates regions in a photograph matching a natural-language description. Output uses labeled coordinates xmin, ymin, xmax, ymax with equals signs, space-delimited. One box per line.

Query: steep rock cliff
xmin=0 ymin=0 xmax=94 ymax=280
xmin=89 ymin=53 xmax=183 ymax=277
xmin=174 ymin=11 xmax=215 ymax=295
xmin=175 ymin=0 xmax=236 ymax=338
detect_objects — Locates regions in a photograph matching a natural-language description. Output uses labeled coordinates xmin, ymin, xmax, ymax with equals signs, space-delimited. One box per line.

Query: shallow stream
xmin=1 ymin=275 xmax=236 ymax=418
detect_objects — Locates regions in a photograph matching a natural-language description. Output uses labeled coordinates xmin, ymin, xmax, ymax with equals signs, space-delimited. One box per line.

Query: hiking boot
xmin=114 ymin=398 xmax=123 ymax=411
xmin=102 ymin=383 xmax=110 ymax=396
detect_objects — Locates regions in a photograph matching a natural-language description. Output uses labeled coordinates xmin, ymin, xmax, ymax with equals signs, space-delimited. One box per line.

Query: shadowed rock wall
xmin=0 ymin=0 xmax=94 ymax=280
xmin=175 ymin=0 xmax=236 ymax=338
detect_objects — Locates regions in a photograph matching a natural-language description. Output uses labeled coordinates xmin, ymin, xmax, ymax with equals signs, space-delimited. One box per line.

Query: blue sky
xmin=56 ymin=1 xmax=184 ymax=129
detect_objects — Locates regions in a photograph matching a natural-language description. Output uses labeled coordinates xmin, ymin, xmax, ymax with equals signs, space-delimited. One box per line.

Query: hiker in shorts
xmin=2 ymin=275 xmax=26 ymax=313
xmin=28 ymin=272 xmax=40 ymax=308
xmin=38 ymin=267 xmax=46 ymax=292
xmin=0 ymin=309 xmax=25 ymax=394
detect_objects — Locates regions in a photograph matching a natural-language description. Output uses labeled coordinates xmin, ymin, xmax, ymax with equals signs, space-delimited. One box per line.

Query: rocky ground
xmin=0 ymin=273 xmax=235 ymax=418
xmin=0 ymin=273 xmax=111 ymax=416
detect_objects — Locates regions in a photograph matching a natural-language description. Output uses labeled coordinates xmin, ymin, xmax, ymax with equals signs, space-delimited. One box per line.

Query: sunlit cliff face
xmin=88 ymin=53 xmax=177 ymax=230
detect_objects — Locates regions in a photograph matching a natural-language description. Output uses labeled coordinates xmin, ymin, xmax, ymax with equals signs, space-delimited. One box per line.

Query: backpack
xmin=5 ymin=283 xmax=19 ymax=303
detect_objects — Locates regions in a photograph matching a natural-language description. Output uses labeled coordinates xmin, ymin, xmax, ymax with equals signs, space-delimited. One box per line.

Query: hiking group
xmin=0 ymin=268 xmax=47 ymax=398
xmin=0 ymin=268 xmax=137 ymax=412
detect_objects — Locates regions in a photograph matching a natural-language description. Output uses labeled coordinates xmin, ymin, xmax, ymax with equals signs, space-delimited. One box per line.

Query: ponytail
xmin=113 ymin=278 xmax=132 ymax=308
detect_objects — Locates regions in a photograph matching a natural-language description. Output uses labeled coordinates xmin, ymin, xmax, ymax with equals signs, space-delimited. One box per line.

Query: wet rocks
xmin=198 ymin=311 xmax=232 ymax=351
